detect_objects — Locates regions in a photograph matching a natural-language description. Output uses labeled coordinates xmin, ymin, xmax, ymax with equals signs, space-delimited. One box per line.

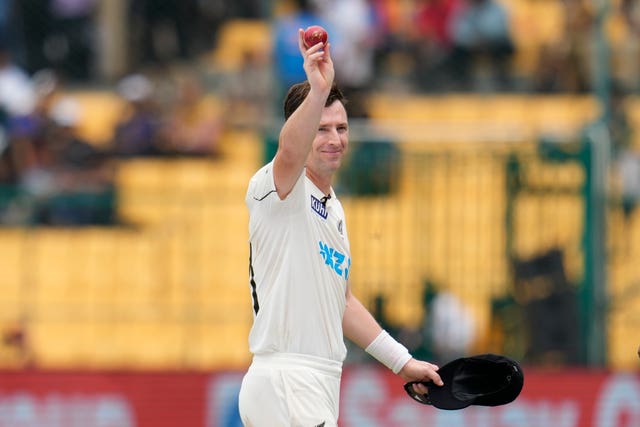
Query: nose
xmin=327 ymin=127 xmax=345 ymax=145
xmin=327 ymin=127 xmax=340 ymax=140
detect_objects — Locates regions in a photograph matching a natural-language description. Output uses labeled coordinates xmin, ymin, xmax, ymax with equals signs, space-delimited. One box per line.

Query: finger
xmin=297 ymin=28 xmax=306 ymax=52
xmin=306 ymin=41 xmax=325 ymax=55
xmin=306 ymin=47 xmax=328 ymax=64
xmin=322 ymin=42 xmax=332 ymax=62
xmin=428 ymin=371 xmax=444 ymax=386
xmin=412 ymin=382 xmax=429 ymax=395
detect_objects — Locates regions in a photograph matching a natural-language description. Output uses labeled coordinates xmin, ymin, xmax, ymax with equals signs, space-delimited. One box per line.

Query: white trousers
xmin=238 ymin=353 xmax=342 ymax=427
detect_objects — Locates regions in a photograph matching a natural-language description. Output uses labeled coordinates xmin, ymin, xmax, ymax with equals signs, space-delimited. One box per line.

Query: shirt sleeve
xmin=246 ymin=162 xmax=307 ymax=216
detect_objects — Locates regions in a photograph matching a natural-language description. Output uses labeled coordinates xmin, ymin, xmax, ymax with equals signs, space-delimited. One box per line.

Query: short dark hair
xmin=283 ymin=81 xmax=347 ymax=120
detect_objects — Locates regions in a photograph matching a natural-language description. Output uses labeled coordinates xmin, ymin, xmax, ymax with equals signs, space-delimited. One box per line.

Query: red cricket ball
xmin=303 ymin=25 xmax=328 ymax=48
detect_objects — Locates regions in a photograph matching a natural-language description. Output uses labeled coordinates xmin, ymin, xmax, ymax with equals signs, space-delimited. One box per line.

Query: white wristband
xmin=365 ymin=330 xmax=412 ymax=374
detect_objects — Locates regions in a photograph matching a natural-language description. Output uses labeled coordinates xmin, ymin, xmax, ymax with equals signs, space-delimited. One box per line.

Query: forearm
xmin=342 ymin=290 xmax=443 ymax=386
xmin=277 ymin=87 xmax=329 ymax=166
xmin=342 ymin=289 xmax=383 ymax=349
xmin=273 ymin=90 xmax=328 ymax=198
xmin=343 ymin=290 xmax=411 ymax=374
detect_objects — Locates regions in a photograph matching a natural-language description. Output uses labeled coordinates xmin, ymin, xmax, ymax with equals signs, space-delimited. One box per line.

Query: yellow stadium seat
xmin=67 ymin=91 xmax=126 ymax=146
xmin=0 ymin=229 xmax=28 ymax=317
xmin=211 ymin=19 xmax=272 ymax=71
xmin=117 ymin=321 xmax=184 ymax=369
xmin=30 ymin=321 xmax=94 ymax=369
xmin=503 ymin=0 xmax=565 ymax=78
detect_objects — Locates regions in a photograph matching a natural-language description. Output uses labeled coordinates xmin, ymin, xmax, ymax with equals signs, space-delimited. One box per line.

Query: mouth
xmin=322 ymin=149 xmax=343 ymax=156
xmin=323 ymin=151 xmax=343 ymax=161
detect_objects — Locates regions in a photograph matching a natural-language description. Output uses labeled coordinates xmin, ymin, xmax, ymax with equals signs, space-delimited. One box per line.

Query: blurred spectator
xmin=412 ymin=0 xmax=461 ymax=92
xmin=32 ymin=96 xmax=115 ymax=225
xmin=607 ymin=82 xmax=639 ymax=219
xmin=618 ymin=151 xmax=640 ymax=219
xmin=369 ymin=0 xmax=420 ymax=93
xmin=368 ymin=0 xmax=397 ymax=64
xmin=447 ymin=0 xmax=515 ymax=91
xmin=189 ymin=0 xmax=270 ymax=57
xmin=316 ymin=0 xmax=376 ymax=117
xmin=2 ymin=318 xmax=34 ymax=368
xmin=191 ymin=0 xmax=226 ymax=55
xmin=535 ymin=0 xmax=593 ymax=93
xmin=0 ymin=0 xmax=16 ymax=52
xmin=12 ymin=0 xmax=52 ymax=74
xmin=222 ymin=49 xmax=274 ymax=130
xmin=226 ymin=0 xmax=265 ymax=18
xmin=0 ymin=40 xmax=35 ymax=217
xmin=0 ymin=0 xmax=9 ymax=33
xmin=619 ymin=0 xmax=640 ymax=91
xmin=36 ymin=98 xmax=115 ymax=226
xmin=5 ymin=94 xmax=115 ymax=226
xmin=128 ymin=0 xmax=199 ymax=67
xmin=272 ymin=0 xmax=329 ymax=108
xmin=532 ymin=43 xmax=567 ymax=93
xmin=4 ymin=69 xmax=59 ymax=183
xmin=161 ymin=70 xmax=224 ymax=157
xmin=47 ymin=0 xmax=98 ymax=81
xmin=559 ymin=0 xmax=593 ymax=93
xmin=621 ymin=0 xmax=640 ymax=34
xmin=0 ymin=129 xmax=14 ymax=186
xmin=0 ymin=39 xmax=36 ymax=121
xmin=608 ymin=82 xmax=633 ymax=156
xmin=0 ymin=118 xmax=38 ymax=223
xmin=111 ymin=73 xmax=165 ymax=157
xmin=422 ymin=282 xmax=477 ymax=364
xmin=510 ymin=249 xmax=580 ymax=365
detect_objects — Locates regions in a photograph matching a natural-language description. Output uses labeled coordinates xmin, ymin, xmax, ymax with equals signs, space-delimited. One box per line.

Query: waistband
xmin=251 ymin=352 xmax=343 ymax=379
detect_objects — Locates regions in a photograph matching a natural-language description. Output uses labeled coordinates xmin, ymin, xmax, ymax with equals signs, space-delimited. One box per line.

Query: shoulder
xmin=246 ymin=162 xmax=307 ymax=205
xmin=247 ymin=162 xmax=277 ymax=202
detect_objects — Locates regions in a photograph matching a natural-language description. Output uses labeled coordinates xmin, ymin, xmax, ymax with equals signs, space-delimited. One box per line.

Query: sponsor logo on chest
xmin=310 ymin=195 xmax=328 ymax=219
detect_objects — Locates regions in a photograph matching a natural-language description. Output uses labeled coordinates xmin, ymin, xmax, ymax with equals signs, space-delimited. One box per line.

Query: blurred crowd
xmin=1 ymin=0 xmax=639 ymax=226
xmin=0 ymin=0 xmax=264 ymax=79
xmin=272 ymin=0 xmax=640 ymax=96
xmin=0 ymin=0 xmax=637 ymax=92
xmin=271 ymin=0 xmax=516 ymax=104
xmin=0 ymin=47 xmax=116 ymax=226
xmin=0 ymin=44 xmax=226 ymax=226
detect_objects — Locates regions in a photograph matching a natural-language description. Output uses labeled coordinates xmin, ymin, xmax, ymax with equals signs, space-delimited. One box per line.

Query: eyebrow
xmin=319 ymin=120 xmax=349 ymax=127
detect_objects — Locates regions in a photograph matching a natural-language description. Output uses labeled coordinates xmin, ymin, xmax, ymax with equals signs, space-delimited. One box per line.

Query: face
xmin=306 ymin=100 xmax=349 ymax=177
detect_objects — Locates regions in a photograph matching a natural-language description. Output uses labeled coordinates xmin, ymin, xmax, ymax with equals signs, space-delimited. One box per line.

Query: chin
xmin=325 ymin=152 xmax=343 ymax=162
xmin=328 ymin=159 xmax=343 ymax=169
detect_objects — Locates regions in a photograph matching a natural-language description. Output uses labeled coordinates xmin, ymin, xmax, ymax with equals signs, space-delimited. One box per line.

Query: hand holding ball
xmin=303 ymin=25 xmax=328 ymax=49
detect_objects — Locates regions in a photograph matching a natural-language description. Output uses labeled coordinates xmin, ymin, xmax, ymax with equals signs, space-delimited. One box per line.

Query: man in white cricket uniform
xmin=241 ymin=163 xmax=349 ymax=426
xmin=238 ymin=29 xmax=443 ymax=427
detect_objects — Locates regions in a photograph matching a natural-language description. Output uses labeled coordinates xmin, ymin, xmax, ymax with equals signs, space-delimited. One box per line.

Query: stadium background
xmin=0 ymin=0 xmax=639 ymax=426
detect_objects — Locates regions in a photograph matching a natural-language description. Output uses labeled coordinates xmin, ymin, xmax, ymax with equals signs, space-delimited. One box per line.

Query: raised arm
xmin=273 ymin=29 xmax=335 ymax=199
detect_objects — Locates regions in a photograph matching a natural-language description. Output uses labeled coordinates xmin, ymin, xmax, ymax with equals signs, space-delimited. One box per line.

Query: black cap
xmin=405 ymin=354 xmax=524 ymax=410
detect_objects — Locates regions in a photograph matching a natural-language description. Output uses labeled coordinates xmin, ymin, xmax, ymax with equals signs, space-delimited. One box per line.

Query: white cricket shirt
xmin=245 ymin=162 xmax=350 ymax=363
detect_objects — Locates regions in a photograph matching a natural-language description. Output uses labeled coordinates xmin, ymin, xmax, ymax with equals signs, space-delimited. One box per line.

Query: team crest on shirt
xmin=310 ymin=195 xmax=328 ymax=219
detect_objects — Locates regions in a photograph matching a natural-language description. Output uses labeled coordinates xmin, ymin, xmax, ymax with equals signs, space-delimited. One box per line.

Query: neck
xmin=306 ymin=168 xmax=332 ymax=195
